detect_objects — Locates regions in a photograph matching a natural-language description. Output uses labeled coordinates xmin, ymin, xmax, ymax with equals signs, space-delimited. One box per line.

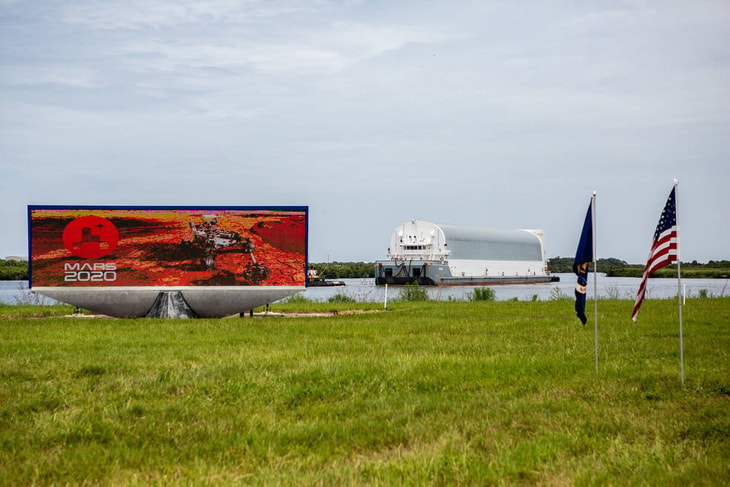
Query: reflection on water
xmin=1 ymin=274 xmax=728 ymax=305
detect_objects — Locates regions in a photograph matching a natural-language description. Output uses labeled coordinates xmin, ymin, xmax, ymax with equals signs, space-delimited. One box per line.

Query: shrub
xmin=397 ymin=283 xmax=429 ymax=302
xmin=283 ymin=293 xmax=312 ymax=304
xmin=468 ymin=287 xmax=496 ymax=302
xmin=550 ymin=286 xmax=570 ymax=301
xmin=328 ymin=294 xmax=355 ymax=303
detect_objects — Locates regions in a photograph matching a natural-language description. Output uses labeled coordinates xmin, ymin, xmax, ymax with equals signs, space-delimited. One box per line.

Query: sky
xmin=1 ymin=0 xmax=729 ymax=264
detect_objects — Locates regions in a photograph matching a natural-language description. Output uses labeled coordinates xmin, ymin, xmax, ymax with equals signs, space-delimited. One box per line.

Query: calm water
xmin=301 ymin=274 xmax=729 ymax=303
xmin=3 ymin=274 xmax=728 ymax=305
xmin=0 ymin=281 xmax=58 ymax=305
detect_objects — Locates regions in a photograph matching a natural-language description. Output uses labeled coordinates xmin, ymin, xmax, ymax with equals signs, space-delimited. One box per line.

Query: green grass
xmin=0 ymin=303 xmax=76 ymax=319
xmin=1 ymin=298 xmax=728 ymax=485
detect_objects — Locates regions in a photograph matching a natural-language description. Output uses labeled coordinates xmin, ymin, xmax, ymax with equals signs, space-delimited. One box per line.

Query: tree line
xmin=2 ymin=258 xmax=729 ymax=281
xmin=310 ymin=259 xmax=730 ymax=280
xmin=0 ymin=259 xmax=28 ymax=280
xmin=547 ymin=257 xmax=730 ymax=279
xmin=545 ymin=257 xmax=631 ymax=274
xmin=0 ymin=259 xmax=378 ymax=281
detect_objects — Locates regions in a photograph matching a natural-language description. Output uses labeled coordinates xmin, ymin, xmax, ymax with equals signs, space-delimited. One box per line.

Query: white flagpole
xmin=675 ymin=178 xmax=684 ymax=386
xmin=592 ymin=191 xmax=598 ymax=374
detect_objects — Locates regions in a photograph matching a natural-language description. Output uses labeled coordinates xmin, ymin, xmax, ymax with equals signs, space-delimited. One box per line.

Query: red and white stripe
xmin=631 ymin=227 xmax=678 ymax=321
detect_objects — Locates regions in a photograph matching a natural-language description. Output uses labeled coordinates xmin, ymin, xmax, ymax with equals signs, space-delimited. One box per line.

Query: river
xmin=1 ymin=274 xmax=728 ymax=306
xmin=301 ymin=274 xmax=729 ymax=303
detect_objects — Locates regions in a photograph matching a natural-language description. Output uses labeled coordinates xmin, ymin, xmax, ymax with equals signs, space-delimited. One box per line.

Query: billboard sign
xmin=29 ymin=206 xmax=308 ymax=289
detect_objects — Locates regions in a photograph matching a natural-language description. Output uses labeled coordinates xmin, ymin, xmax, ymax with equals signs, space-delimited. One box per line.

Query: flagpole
xmin=675 ymin=178 xmax=684 ymax=386
xmin=592 ymin=191 xmax=598 ymax=374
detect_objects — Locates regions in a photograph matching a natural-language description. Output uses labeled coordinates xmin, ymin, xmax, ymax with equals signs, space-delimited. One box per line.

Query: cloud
xmin=1 ymin=65 xmax=100 ymax=88
xmin=1 ymin=0 xmax=729 ymax=262
xmin=58 ymin=0 xmax=301 ymax=30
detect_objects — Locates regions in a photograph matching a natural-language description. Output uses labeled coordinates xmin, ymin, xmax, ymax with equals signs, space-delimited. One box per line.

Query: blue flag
xmin=573 ymin=200 xmax=593 ymax=325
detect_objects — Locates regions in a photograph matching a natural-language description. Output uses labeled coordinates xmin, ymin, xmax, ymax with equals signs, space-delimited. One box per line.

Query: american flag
xmin=631 ymin=187 xmax=678 ymax=321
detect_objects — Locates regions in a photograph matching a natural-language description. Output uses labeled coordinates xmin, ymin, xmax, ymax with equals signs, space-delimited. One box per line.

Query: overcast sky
xmin=1 ymin=0 xmax=729 ymax=264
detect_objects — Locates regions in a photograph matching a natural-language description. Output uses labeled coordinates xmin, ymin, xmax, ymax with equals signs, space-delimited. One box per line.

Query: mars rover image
xmin=187 ymin=215 xmax=269 ymax=282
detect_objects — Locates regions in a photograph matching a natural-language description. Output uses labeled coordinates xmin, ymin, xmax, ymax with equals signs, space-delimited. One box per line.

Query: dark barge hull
xmin=375 ymin=275 xmax=557 ymax=286
xmin=375 ymin=260 xmax=558 ymax=286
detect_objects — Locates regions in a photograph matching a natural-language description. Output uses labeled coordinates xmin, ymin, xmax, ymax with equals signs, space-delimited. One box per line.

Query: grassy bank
xmin=1 ymin=299 xmax=728 ymax=485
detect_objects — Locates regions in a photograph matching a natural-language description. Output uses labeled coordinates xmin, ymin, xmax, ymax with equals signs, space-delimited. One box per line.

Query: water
xmin=301 ymin=274 xmax=729 ymax=303
xmin=2 ymin=274 xmax=728 ymax=306
xmin=0 ymin=281 xmax=58 ymax=305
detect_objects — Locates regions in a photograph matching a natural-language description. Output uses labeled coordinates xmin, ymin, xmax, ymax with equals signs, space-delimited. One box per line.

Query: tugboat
xmin=307 ymin=269 xmax=345 ymax=287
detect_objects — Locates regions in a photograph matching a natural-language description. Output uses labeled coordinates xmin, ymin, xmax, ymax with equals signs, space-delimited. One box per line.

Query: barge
xmin=375 ymin=220 xmax=556 ymax=286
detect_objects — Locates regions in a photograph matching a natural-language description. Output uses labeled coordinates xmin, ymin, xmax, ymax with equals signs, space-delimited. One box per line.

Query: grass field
xmin=1 ymin=298 xmax=728 ymax=485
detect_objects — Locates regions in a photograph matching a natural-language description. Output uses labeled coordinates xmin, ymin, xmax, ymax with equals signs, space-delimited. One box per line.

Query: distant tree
xmin=547 ymin=257 xmax=630 ymax=274
xmin=0 ymin=259 xmax=29 ymax=280
xmin=546 ymin=257 xmax=573 ymax=273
